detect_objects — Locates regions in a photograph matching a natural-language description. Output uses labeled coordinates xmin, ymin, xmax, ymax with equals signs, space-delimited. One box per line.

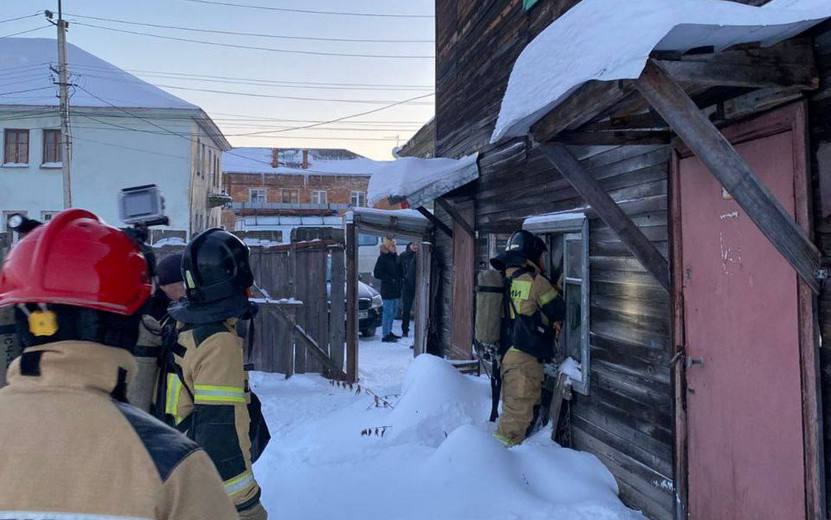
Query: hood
xmin=358 ymin=281 xmax=379 ymax=300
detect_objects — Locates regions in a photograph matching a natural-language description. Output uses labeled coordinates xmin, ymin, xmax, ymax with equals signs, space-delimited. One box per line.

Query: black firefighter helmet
xmin=490 ymin=229 xmax=547 ymax=272
xmin=169 ymin=228 xmax=256 ymax=324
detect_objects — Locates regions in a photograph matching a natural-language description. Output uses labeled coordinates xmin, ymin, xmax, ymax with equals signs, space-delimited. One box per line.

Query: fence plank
xmin=346 ymin=223 xmax=359 ymax=383
xmin=330 ymin=246 xmax=346 ymax=373
xmin=414 ymin=242 xmax=432 ymax=357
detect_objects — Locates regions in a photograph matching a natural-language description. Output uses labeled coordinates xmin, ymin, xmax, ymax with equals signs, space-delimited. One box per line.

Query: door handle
xmin=685 ymin=357 xmax=704 ymax=369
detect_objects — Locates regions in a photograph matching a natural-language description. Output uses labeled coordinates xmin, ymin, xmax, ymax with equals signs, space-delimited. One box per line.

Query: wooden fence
xmin=156 ymin=240 xmax=347 ymax=378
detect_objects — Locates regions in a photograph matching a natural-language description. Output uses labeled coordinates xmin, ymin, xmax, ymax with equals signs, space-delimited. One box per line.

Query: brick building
xmin=222 ymin=147 xmax=379 ymax=241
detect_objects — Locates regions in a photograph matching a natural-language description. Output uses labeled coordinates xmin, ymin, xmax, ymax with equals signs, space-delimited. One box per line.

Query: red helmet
xmin=0 ymin=209 xmax=151 ymax=315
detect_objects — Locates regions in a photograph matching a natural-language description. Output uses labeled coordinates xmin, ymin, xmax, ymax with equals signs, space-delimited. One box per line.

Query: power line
xmin=71 ymin=67 xmax=433 ymax=92
xmin=64 ymin=13 xmax=433 ymax=43
xmin=0 ymin=86 xmax=55 ymax=97
xmin=0 ymin=25 xmax=53 ymax=39
xmin=181 ymin=0 xmax=433 ymax=19
xmin=0 ymin=13 xmax=42 ymax=25
xmin=72 ymin=21 xmax=435 ymax=59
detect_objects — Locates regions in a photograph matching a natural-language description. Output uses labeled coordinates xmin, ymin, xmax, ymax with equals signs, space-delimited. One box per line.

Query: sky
xmin=1 ymin=0 xmax=435 ymax=160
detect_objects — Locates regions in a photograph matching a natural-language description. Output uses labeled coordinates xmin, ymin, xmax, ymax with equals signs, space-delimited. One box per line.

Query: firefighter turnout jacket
xmin=164 ymin=320 xmax=262 ymax=513
xmin=506 ymin=261 xmax=566 ymax=361
xmin=0 ymin=340 xmax=237 ymax=520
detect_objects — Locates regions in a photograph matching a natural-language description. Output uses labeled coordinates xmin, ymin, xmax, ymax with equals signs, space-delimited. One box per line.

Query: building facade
xmin=0 ymin=38 xmax=230 ymax=239
xmin=425 ymin=1 xmax=831 ymax=519
xmin=222 ymin=147 xmax=377 ymax=242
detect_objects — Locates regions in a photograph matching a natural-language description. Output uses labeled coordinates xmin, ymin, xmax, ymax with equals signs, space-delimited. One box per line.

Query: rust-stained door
xmin=450 ymin=202 xmax=475 ymax=359
xmin=677 ymin=120 xmax=807 ymax=519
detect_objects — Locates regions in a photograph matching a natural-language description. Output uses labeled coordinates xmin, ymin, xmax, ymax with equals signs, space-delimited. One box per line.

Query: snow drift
xmin=250 ymin=352 xmax=644 ymax=519
xmin=491 ymin=0 xmax=831 ymax=143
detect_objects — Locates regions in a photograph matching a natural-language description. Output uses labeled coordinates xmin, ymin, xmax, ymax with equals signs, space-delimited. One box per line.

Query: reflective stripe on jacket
xmin=170 ymin=321 xmax=261 ymax=511
xmin=506 ymin=261 xmax=566 ymax=361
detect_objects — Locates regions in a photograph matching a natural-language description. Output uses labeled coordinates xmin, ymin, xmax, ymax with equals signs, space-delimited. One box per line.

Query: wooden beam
xmin=266 ymin=305 xmax=346 ymax=380
xmin=345 ymin=222 xmax=359 ymax=383
xmin=539 ymin=142 xmax=671 ymax=293
xmin=557 ymin=129 xmax=671 ymax=146
xmin=436 ymin=198 xmax=474 ymax=239
xmin=654 ymin=58 xmax=817 ymax=90
xmin=531 ymin=80 xmax=636 ymax=142
xmin=416 ymin=206 xmax=452 ymax=238
xmin=637 ymin=59 xmax=822 ymax=293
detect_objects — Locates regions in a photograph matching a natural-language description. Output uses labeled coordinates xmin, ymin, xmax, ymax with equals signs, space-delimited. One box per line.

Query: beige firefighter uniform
xmin=0 ymin=340 xmax=238 ymax=520
xmin=127 ymin=313 xmax=164 ymax=412
xmin=494 ymin=261 xmax=563 ymax=446
xmin=165 ymin=320 xmax=263 ymax=515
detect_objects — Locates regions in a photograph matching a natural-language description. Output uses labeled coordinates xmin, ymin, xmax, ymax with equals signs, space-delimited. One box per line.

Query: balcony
xmin=208 ymin=191 xmax=233 ymax=208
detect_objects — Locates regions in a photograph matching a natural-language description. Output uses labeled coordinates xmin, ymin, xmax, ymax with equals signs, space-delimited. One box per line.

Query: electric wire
xmin=181 ymin=0 xmax=433 ymax=19
xmin=64 ymin=13 xmax=433 ymax=43
xmin=72 ymin=21 xmax=435 ymax=59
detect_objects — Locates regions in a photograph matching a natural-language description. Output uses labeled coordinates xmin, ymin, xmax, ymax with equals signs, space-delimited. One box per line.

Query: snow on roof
xmin=491 ymin=0 xmax=831 ymax=143
xmin=223 ymin=147 xmax=378 ymax=177
xmin=523 ymin=210 xmax=587 ymax=234
xmin=367 ymin=154 xmax=479 ymax=208
xmin=0 ymin=38 xmax=196 ymax=110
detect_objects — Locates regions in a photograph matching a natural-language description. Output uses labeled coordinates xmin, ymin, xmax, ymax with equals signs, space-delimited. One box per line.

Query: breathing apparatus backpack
xmin=475 ymin=267 xmax=530 ymax=422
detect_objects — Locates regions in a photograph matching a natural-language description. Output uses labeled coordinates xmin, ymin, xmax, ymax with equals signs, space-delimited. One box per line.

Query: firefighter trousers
xmin=494 ymin=348 xmax=543 ymax=446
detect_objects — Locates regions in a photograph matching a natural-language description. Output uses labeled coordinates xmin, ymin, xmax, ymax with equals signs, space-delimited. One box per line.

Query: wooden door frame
xmin=670 ymin=101 xmax=824 ymax=519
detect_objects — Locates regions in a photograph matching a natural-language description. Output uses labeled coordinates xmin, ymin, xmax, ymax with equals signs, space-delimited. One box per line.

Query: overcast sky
xmin=2 ymin=0 xmax=435 ymax=159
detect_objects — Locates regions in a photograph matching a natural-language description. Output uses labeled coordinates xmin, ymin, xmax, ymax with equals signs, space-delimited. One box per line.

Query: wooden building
xmin=406 ymin=1 xmax=831 ymax=518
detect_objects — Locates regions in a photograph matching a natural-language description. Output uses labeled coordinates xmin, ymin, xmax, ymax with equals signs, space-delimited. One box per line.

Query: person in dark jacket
xmin=373 ymin=237 xmax=403 ymax=342
xmin=399 ymin=242 xmax=419 ymax=337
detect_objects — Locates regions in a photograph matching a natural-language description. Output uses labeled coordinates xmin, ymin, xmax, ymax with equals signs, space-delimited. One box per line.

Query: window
xmin=41 ymin=211 xmax=59 ymax=222
xmin=196 ymin=139 xmax=202 ymax=176
xmin=249 ymin=188 xmax=267 ymax=205
xmin=311 ymin=190 xmax=327 ymax=205
xmin=523 ymin=213 xmax=591 ymax=395
xmin=358 ymin=234 xmax=379 ymax=247
xmin=4 ymin=129 xmax=29 ymax=165
xmin=350 ymin=191 xmax=366 ymax=207
xmin=42 ymin=130 xmax=61 ymax=165
xmin=281 ymin=189 xmax=299 ymax=204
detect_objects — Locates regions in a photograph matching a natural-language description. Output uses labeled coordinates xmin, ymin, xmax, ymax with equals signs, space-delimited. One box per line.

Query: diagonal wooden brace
xmin=539 ymin=142 xmax=671 ymax=293
xmin=637 ymin=59 xmax=821 ymax=293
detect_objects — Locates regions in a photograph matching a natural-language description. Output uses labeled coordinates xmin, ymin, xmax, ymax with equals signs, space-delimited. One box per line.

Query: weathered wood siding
xmin=435 ymin=3 xmax=674 ymax=518
xmin=809 ymin=20 xmax=831 ymax=517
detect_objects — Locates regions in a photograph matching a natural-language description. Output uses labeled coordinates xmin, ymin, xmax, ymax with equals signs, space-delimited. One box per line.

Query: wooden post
xmin=414 ymin=241 xmax=432 ymax=356
xmin=345 ymin=222 xmax=359 ymax=383
xmin=636 ymin=59 xmax=821 ymax=293
xmin=329 ymin=245 xmax=346 ymax=373
xmin=539 ymin=142 xmax=671 ymax=292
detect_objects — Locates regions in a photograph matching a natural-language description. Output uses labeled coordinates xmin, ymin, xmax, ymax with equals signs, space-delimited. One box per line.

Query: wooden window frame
xmin=42 ymin=129 xmax=61 ymax=165
xmin=350 ymin=190 xmax=366 ymax=207
xmin=4 ymin=129 xmax=30 ymax=165
xmin=311 ymin=190 xmax=327 ymax=205
xmin=523 ymin=213 xmax=591 ymax=395
xmin=249 ymin=188 xmax=267 ymax=205
xmin=281 ymin=189 xmax=299 ymax=204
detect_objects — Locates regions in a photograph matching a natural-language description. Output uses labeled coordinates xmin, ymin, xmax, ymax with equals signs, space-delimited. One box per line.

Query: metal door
xmin=677 ymin=128 xmax=806 ymax=519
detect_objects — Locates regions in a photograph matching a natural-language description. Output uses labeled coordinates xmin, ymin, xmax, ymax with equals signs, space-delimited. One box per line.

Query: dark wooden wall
xmin=435 ymin=1 xmax=674 ymax=518
xmin=808 ymin=19 xmax=831 ymax=517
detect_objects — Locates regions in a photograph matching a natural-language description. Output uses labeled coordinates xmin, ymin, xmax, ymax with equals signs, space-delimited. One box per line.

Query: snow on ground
xmin=249 ymin=322 xmax=644 ymax=520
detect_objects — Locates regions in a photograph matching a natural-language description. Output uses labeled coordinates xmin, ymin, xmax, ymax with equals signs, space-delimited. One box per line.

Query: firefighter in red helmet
xmin=0 ymin=209 xmax=237 ymax=520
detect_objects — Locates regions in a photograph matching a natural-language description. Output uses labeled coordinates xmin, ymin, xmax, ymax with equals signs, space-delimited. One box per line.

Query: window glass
xmin=42 ymin=130 xmax=61 ymax=164
xmin=282 ymin=189 xmax=299 ymax=204
xmin=350 ymin=191 xmax=366 ymax=207
xmin=565 ymin=234 xmax=583 ymax=280
xmin=311 ymin=190 xmax=327 ymax=205
xmin=4 ymin=129 xmax=29 ymax=164
xmin=250 ymin=189 xmax=266 ymax=205
xmin=358 ymin=234 xmax=379 ymax=247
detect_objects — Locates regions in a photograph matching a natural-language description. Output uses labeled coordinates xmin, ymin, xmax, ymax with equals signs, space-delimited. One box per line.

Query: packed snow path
xmin=250 ymin=330 xmax=644 ymax=520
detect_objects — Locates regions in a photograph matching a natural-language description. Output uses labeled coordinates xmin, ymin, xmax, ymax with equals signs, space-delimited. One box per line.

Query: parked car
xmin=357 ymin=280 xmax=382 ymax=338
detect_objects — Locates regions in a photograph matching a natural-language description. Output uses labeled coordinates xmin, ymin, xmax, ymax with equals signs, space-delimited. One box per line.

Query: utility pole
xmin=47 ymin=2 xmax=72 ymax=208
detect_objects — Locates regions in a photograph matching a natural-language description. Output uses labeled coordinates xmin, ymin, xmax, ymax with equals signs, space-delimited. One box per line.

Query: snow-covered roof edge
xmin=491 ymin=0 xmax=831 ymax=144
xmin=367 ymin=154 xmax=479 ymax=208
